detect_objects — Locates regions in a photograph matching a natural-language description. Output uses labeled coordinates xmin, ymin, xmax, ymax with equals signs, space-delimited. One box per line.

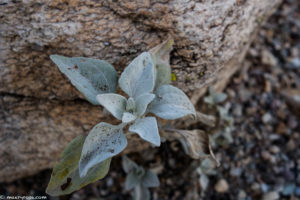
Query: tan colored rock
xmin=214 ymin=179 xmax=229 ymax=193
xmin=0 ymin=0 xmax=281 ymax=182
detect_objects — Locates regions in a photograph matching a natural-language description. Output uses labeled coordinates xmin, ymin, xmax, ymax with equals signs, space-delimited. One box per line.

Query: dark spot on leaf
xmin=108 ymin=149 xmax=114 ymax=153
xmin=74 ymin=64 xmax=78 ymax=69
xmin=98 ymin=84 xmax=108 ymax=92
xmin=60 ymin=177 xmax=72 ymax=191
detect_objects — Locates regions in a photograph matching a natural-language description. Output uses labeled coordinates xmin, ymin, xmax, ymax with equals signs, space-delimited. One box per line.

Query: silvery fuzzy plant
xmin=204 ymin=86 xmax=234 ymax=145
xmin=46 ymin=39 xmax=199 ymax=196
xmin=122 ymin=156 xmax=159 ymax=200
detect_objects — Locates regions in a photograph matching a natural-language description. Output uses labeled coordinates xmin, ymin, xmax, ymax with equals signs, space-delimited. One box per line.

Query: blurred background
xmin=0 ymin=0 xmax=299 ymax=199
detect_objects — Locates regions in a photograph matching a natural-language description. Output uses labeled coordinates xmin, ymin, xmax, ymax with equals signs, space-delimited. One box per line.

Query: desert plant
xmin=122 ymin=156 xmax=159 ymax=200
xmin=46 ymin=39 xmax=206 ymax=196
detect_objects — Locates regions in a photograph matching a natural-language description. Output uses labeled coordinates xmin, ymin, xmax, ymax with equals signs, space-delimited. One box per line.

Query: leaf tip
xmin=165 ymin=37 xmax=174 ymax=50
xmin=49 ymin=54 xmax=61 ymax=62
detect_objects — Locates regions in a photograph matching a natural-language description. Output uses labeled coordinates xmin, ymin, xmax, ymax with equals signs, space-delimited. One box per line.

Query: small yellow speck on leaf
xmin=171 ymin=73 xmax=176 ymax=81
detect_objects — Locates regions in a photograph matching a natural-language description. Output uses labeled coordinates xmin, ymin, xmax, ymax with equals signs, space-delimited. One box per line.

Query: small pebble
xmin=291 ymin=57 xmax=300 ymax=68
xmin=251 ymin=183 xmax=260 ymax=191
xmin=295 ymin=187 xmax=300 ymax=196
xmin=262 ymin=113 xmax=273 ymax=124
xmin=230 ymin=168 xmax=243 ymax=177
xmin=261 ymin=183 xmax=269 ymax=193
xmin=104 ymin=41 xmax=110 ymax=46
xmin=282 ymin=184 xmax=295 ymax=196
xmin=262 ymin=49 xmax=278 ymax=67
xmin=269 ymin=146 xmax=280 ymax=154
xmin=262 ymin=191 xmax=280 ymax=200
xmin=238 ymin=190 xmax=247 ymax=199
xmin=262 ymin=151 xmax=271 ymax=160
xmin=214 ymin=179 xmax=229 ymax=193
xmin=106 ymin=177 xmax=114 ymax=187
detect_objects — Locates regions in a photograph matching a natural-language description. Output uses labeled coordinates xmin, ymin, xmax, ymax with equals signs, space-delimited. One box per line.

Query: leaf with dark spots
xmin=50 ymin=55 xmax=118 ymax=105
xmin=46 ymin=135 xmax=111 ymax=196
xmin=60 ymin=177 xmax=72 ymax=191
xmin=79 ymin=122 xmax=127 ymax=177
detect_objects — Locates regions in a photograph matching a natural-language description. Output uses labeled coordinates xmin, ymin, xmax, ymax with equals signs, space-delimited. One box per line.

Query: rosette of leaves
xmin=46 ymin=38 xmax=196 ymax=196
xmin=122 ymin=156 xmax=159 ymax=200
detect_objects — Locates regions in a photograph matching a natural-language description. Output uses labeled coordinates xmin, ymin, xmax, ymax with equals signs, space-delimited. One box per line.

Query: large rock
xmin=0 ymin=0 xmax=281 ymax=182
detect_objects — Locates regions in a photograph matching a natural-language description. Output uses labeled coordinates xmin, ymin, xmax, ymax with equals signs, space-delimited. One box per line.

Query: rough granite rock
xmin=0 ymin=0 xmax=281 ymax=182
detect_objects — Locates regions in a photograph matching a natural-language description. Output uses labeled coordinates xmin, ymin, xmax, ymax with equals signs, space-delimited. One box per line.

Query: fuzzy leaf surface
xmin=50 ymin=55 xmax=117 ymax=105
xmin=125 ymin=172 xmax=140 ymax=191
xmin=96 ymin=94 xmax=126 ymax=120
xmin=122 ymin=156 xmax=139 ymax=173
xmin=142 ymin=170 xmax=160 ymax=188
xmin=135 ymin=93 xmax=155 ymax=116
xmin=122 ymin=112 xmax=137 ymax=123
xmin=119 ymin=52 xmax=155 ymax=98
xmin=46 ymin=135 xmax=111 ymax=196
xmin=79 ymin=123 xmax=127 ymax=177
xmin=129 ymin=117 xmax=160 ymax=146
xmin=148 ymin=85 xmax=196 ymax=119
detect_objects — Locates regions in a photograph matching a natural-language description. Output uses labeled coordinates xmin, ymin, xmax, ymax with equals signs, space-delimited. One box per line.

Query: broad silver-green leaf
xmin=135 ymin=93 xmax=155 ymax=116
xmin=119 ymin=52 xmax=155 ymax=98
xmin=96 ymin=94 xmax=127 ymax=120
xmin=129 ymin=117 xmax=160 ymax=146
xmin=125 ymin=172 xmax=140 ymax=191
xmin=142 ymin=170 xmax=160 ymax=188
xmin=150 ymin=38 xmax=174 ymax=89
xmin=46 ymin=135 xmax=111 ymax=196
xmin=122 ymin=155 xmax=139 ymax=173
xmin=148 ymin=85 xmax=196 ymax=120
xmin=50 ymin=55 xmax=117 ymax=105
xmin=79 ymin=123 xmax=127 ymax=177
xmin=122 ymin=112 xmax=137 ymax=123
